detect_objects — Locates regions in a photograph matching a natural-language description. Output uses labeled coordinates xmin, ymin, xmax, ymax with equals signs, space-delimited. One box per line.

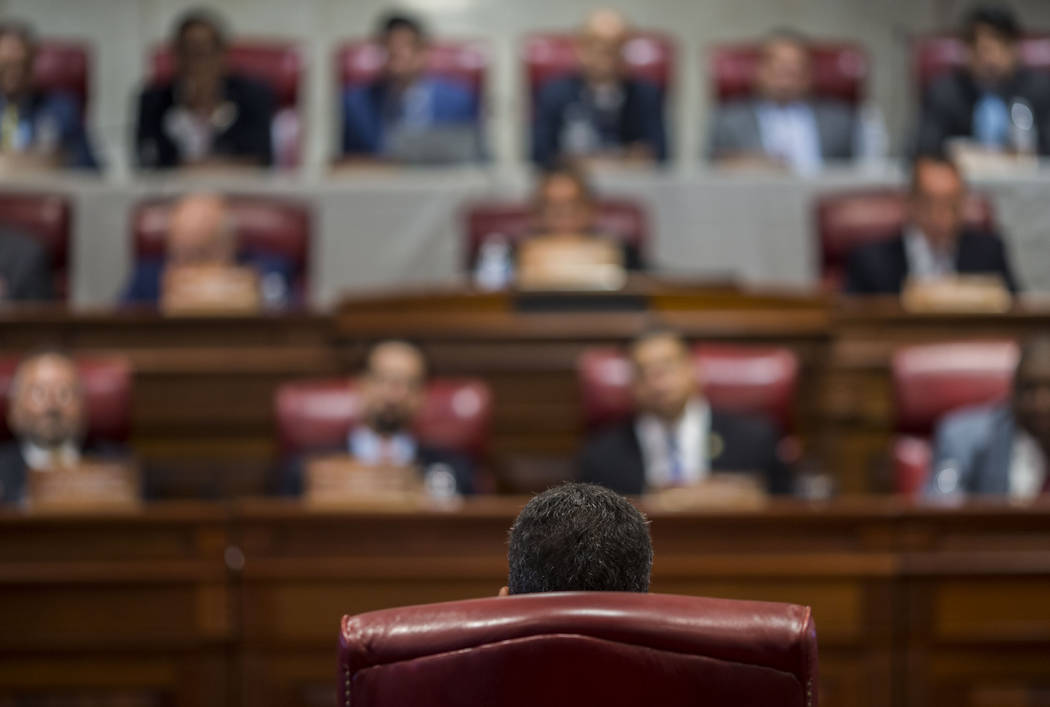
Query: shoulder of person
xmin=711 ymin=407 xmax=779 ymax=445
xmin=536 ymin=74 xmax=582 ymax=101
xmin=582 ymin=419 xmax=639 ymax=456
xmin=0 ymin=228 xmax=44 ymax=257
xmin=812 ymin=98 xmax=856 ymax=118
xmin=226 ymin=74 xmax=275 ymax=102
xmin=624 ymin=76 xmax=662 ymax=98
xmin=935 ymin=403 xmax=1008 ymax=448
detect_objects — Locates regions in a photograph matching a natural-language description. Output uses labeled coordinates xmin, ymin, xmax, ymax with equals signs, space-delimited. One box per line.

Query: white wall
xmin=4 ymin=0 xmax=1050 ymax=172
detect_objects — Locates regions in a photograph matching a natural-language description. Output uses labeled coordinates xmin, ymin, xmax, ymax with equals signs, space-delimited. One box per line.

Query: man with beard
xmin=925 ymin=336 xmax=1050 ymax=499
xmin=278 ymin=340 xmax=475 ymax=497
xmin=0 ymin=352 xmax=97 ymax=502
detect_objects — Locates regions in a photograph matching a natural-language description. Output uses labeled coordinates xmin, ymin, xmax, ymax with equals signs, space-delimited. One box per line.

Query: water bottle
xmin=474 ymin=234 xmax=513 ymax=291
xmin=1009 ymin=97 xmax=1037 ymax=156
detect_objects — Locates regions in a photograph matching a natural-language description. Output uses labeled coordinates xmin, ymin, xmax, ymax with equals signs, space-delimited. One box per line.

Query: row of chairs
xmin=0 ymin=340 xmax=1018 ymax=494
xmin=31 ymin=34 xmax=1050 ymax=166
xmin=0 ymin=188 xmax=998 ymax=299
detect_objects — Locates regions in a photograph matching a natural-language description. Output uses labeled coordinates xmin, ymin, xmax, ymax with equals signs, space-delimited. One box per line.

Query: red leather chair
xmin=149 ymin=42 xmax=304 ymax=167
xmin=339 ymin=592 xmax=819 ymax=707
xmin=335 ymin=40 xmax=488 ymax=97
xmin=463 ymin=199 xmax=648 ymax=270
xmin=578 ymin=345 xmax=798 ymax=433
xmin=524 ymin=32 xmax=675 ymax=99
xmin=0 ymin=356 xmax=132 ymax=444
xmin=815 ymin=189 xmax=996 ymax=290
xmin=33 ymin=40 xmax=90 ymax=111
xmin=891 ymin=340 xmax=1019 ymax=495
xmin=130 ymin=196 xmax=311 ymax=297
xmin=710 ymin=42 xmax=868 ymax=105
xmin=914 ymin=34 xmax=1050 ymax=91
xmin=274 ymin=377 xmax=492 ymax=463
xmin=0 ymin=192 xmax=73 ymax=300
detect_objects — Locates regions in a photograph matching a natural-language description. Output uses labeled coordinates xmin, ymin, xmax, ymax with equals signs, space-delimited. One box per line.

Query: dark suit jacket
xmin=843 ymin=229 xmax=1019 ymax=295
xmin=276 ymin=442 xmax=476 ymax=497
xmin=578 ymin=409 xmax=793 ymax=496
xmin=924 ymin=404 xmax=1019 ymax=498
xmin=134 ymin=74 xmax=275 ymax=169
xmin=0 ymin=440 xmax=130 ymax=504
xmin=0 ymin=230 xmax=53 ymax=302
xmin=0 ymin=91 xmax=99 ymax=169
xmin=916 ymin=67 xmax=1050 ymax=157
xmin=531 ymin=75 xmax=667 ymax=167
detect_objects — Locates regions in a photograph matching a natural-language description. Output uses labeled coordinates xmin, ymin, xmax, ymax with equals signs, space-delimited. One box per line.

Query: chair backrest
xmin=130 ymin=196 xmax=311 ymax=296
xmin=815 ymin=189 xmax=996 ymax=289
xmin=709 ymin=42 xmax=868 ymax=105
xmin=274 ymin=377 xmax=492 ymax=462
xmin=578 ymin=345 xmax=798 ymax=433
xmin=0 ymin=191 xmax=72 ymax=300
xmin=523 ymin=31 xmax=674 ymax=99
xmin=914 ymin=34 xmax=1050 ymax=91
xmin=33 ymin=40 xmax=90 ymax=111
xmin=891 ymin=340 xmax=1019 ymax=494
xmin=0 ymin=356 xmax=132 ymax=444
xmin=149 ymin=41 xmax=303 ymax=166
xmin=462 ymin=198 xmax=648 ymax=270
xmin=335 ymin=40 xmax=488 ymax=96
xmin=339 ymin=592 xmax=818 ymax=707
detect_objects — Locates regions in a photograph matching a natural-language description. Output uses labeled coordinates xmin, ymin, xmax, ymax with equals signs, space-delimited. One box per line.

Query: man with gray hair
xmin=120 ymin=192 xmax=294 ymax=306
xmin=0 ymin=351 xmax=86 ymax=502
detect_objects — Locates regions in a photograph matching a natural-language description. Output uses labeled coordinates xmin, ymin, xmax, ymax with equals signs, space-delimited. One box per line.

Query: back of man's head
xmin=507 ymin=482 xmax=653 ymax=594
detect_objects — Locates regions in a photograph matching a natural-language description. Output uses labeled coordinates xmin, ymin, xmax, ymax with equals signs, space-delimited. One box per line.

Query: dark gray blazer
xmin=924 ymin=404 xmax=1016 ymax=498
xmin=707 ymin=98 xmax=858 ymax=162
xmin=0 ymin=229 xmax=52 ymax=302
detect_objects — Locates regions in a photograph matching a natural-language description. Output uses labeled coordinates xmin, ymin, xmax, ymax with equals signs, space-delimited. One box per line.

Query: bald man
xmin=926 ymin=337 xmax=1050 ymax=499
xmin=1 ymin=352 xmax=89 ymax=502
xmin=531 ymin=9 xmax=666 ymax=168
xmin=120 ymin=193 xmax=294 ymax=306
xmin=277 ymin=340 xmax=475 ymax=497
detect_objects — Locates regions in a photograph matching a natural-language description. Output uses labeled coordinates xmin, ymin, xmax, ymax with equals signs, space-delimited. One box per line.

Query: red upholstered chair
xmin=462 ymin=198 xmax=649 ymax=270
xmin=33 ymin=41 xmax=90 ymax=111
xmin=891 ymin=340 xmax=1019 ymax=495
xmin=815 ymin=189 xmax=996 ymax=290
xmin=524 ymin=31 xmax=675 ymax=100
xmin=0 ymin=356 xmax=132 ymax=444
xmin=914 ymin=34 xmax=1050 ymax=91
xmin=578 ymin=345 xmax=798 ymax=433
xmin=339 ymin=592 xmax=819 ymax=707
xmin=710 ymin=42 xmax=868 ymax=105
xmin=149 ymin=42 xmax=304 ymax=167
xmin=130 ymin=196 xmax=312 ymax=297
xmin=274 ymin=377 xmax=492 ymax=463
xmin=335 ymin=40 xmax=488 ymax=97
xmin=0 ymin=192 xmax=73 ymax=300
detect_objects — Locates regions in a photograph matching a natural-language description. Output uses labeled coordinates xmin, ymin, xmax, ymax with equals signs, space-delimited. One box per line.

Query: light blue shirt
xmin=756 ymin=101 xmax=822 ymax=175
xmin=348 ymin=426 xmax=417 ymax=467
xmin=973 ymin=93 xmax=1010 ymax=149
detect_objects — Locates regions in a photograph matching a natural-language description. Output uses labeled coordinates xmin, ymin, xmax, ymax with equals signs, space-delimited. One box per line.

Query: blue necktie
xmin=974 ymin=94 xmax=1010 ymax=148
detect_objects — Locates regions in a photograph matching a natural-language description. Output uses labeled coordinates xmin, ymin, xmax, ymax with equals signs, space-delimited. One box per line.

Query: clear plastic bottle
xmin=474 ymin=234 xmax=513 ymax=291
xmin=1009 ymin=97 xmax=1037 ymax=155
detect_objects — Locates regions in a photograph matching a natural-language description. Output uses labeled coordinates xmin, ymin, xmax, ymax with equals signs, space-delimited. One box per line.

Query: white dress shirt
xmin=22 ymin=441 xmax=80 ymax=471
xmin=1009 ymin=431 xmax=1048 ymax=499
xmin=904 ymin=227 xmax=955 ymax=282
xmin=755 ymin=101 xmax=822 ymax=175
xmin=635 ymin=398 xmax=710 ymax=489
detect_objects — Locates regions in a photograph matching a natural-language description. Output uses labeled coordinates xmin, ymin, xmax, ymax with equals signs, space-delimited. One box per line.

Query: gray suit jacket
xmin=0 ymin=229 xmax=53 ymax=302
xmin=924 ymin=404 xmax=1015 ymax=498
xmin=706 ymin=98 xmax=858 ymax=162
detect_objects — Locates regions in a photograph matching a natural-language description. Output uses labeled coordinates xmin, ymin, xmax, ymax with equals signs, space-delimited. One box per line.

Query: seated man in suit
xmin=0 ymin=352 xmax=100 ymax=503
xmin=0 ymin=229 xmax=52 ymax=301
xmin=341 ymin=13 xmax=481 ymax=163
xmin=925 ymin=336 xmax=1050 ymax=499
xmin=707 ymin=29 xmax=862 ymax=174
xmin=135 ymin=8 xmax=275 ymax=170
xmin=121 ymin=193 xmax=293 ymax=308
xmin=579 ymin=329 xmax=793 ymax=496
xmin=499 ymin=482 xmax=652 ymax=596
xmin=531 ymin=9 xmax=667 ymax=168
xmin=916 ymin=5 xmax=1050 ymax=158
xmin=844 ymin=156 xmax=1018 ymax=295
xmin=0 ymin=20 xmax=98 ymax=170
xmin=279 ymin=340 xmax=475 ymax=497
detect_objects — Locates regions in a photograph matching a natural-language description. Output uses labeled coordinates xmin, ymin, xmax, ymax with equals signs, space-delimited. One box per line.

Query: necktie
xmin=667 ymin=431 xmax=683 ymax=486
xmin=974 ymin=94 xmax=1010 ymax=148
xmin=0 ymin=104 xmax=19 ymax=152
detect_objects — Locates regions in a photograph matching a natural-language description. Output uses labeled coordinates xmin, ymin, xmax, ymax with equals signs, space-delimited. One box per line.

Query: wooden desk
xmin=0 ymin=504 xmax=232 ymax=707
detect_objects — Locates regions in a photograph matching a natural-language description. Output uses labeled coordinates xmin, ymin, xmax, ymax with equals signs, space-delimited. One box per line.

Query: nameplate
xmin=161 ymin=264 xmax=262 ymax=315
xmin=517 ymin=237 xmax=626 ymax=291
xmin=641 ymin=472 xmax=768 ymax=512
xmin=27 ymin=460 xmax=141 ymax=512
xmin=304 ymin=455 xmax=425 ymax=509
xmin=901 ymin=275 xmax=1011 ymax=313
